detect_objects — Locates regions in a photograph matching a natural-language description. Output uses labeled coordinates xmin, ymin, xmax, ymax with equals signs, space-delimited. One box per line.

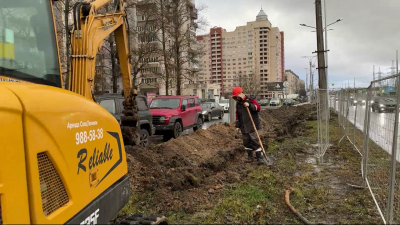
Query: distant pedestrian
xmin=232 ymin=86 xmax=268 ymax=165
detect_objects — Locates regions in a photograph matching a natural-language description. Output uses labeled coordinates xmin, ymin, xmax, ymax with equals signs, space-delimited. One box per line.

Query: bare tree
xmin=129 ymin=1 xmax=164 ymax=88
xmin=134 ymin=0 xmax=207 ymax=95
xmin=164 ymin=0 xmax=207 ymax=95
xmin=53 ymin=0 xmax=77 ymax=89
xmin=237 ymin=73 xmax=262 ymax=97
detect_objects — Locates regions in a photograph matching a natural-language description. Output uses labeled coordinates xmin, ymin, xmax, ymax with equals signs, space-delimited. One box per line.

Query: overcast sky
xmin=195 ymin=0 xmax=400 ymax=89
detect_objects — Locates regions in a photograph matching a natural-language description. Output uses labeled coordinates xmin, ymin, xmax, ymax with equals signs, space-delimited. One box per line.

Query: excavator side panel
xmin=3 ymin=83 xmax=130 ymax=224
xmin=0 ymin=87 xmax=31 ymax=224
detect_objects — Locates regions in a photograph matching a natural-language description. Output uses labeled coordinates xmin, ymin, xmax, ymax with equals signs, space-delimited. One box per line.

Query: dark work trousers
xmin=242 ymin=132 xmax=261 ymax=152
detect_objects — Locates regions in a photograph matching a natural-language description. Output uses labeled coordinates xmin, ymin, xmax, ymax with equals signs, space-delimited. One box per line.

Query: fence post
xmin=362 ymin=86 xmax=372 ymax=184
xmin=326 ymin=89 xmax=330 ymax=157
xmin=317 ymin=89 xmax=321 ymax=158
xmin=229 ymin=97 xmax=236 ymax=124
xmin=353 ymin=92 xmax=358 ymax=149
xmin=386 ymin=74 xmax=400 ymax=223
xmin=338 ymin=91 xmax=342 ymax=126
xmin=339 ymin=91 xmax=351 ymax=143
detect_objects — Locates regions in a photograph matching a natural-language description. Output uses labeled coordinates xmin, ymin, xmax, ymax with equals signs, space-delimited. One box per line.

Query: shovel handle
xmin=245 ymin=107 xmax=266 ymax=155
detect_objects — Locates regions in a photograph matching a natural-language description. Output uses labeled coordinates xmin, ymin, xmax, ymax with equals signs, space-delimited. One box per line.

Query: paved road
xmin=332 ymin=100 xmax=400 ymax=161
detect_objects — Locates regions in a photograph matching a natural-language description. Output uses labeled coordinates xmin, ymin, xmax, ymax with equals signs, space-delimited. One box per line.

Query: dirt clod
xmin=124 ymin=105 xmax=315 ymax=215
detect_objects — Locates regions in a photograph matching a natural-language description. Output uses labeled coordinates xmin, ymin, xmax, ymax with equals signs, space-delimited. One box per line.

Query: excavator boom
xmin=69 ymin=0 xmax=140 ymax=145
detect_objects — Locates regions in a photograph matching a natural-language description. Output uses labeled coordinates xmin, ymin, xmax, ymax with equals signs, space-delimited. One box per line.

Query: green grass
xmin=118 ymin=111 xmax=383 ymax=224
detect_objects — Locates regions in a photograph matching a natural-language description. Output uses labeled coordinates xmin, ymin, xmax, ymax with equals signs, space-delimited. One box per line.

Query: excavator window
xmin=0 ymin=0 xmax=61 ymax=87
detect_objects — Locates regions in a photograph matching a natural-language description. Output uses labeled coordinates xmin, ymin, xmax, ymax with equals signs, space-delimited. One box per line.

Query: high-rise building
xmin=136 ymin=0 xmax=198 ymax=96
xmin=196 ymin=9 xmax=284 ymax=98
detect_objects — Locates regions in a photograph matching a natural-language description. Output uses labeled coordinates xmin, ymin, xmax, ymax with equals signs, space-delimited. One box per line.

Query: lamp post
xmin=302 ymin=56 xmax=316 ymax=102
xmin=300 ymin=18 xmax=343 ymax=92
xmin=305 ymin=68 xmax=309 ymax=92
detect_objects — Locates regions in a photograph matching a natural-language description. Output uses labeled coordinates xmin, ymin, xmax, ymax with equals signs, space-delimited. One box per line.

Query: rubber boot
xmin=245 ymin=150 xmax=253 ymax=162
xmin=256 ymin=151 xmax=269 ymax=165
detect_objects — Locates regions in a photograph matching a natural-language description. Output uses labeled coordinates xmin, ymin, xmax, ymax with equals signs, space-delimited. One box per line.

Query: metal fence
xmin=333 ymin=74 xmax=400 ymax=224
xmin=317 ymin=89 xmax=330 ymax=160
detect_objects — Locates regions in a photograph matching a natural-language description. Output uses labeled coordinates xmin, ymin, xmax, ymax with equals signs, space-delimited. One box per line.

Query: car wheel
xmin=172 ymin=121 xmax=183 ymax=139
xmin=193 ymin=117 xmax=203 ymax=131
xmin=207 ymin=112 xmax=212 ymax=121
xmin=139 ymin=129 xmax=149 ymax=147
xmin=219 ymin=111 xmax=223 ymax=119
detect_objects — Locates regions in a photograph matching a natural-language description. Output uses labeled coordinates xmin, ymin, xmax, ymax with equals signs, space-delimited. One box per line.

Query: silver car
xmin=219 ymin=99 xmax=229 ymax=112
xmin=269 ymin=98 xmax=281 ymax=106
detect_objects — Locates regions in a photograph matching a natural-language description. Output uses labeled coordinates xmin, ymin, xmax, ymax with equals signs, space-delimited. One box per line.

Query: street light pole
xmin=305 ymin=68 xmax=309 ymax=92
xmin=302 ymin=56 xmax=316 ymax=102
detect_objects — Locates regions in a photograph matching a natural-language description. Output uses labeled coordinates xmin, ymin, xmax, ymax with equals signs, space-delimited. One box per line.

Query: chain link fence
xmin=334 ymin=74 xmax=400 ymax=224
xmin=317 ymin=89 xmax=330 ymax=160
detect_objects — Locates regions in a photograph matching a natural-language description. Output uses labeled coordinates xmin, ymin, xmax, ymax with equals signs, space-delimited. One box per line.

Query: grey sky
xmin=196 ymin=0 xmax=400 ymax=89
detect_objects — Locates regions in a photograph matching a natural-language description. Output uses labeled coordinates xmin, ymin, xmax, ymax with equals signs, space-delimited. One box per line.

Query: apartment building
xmin=284 ymin=69 xmax=302 ymax=95
xmin=136 ymin=0 xmax=198 ymax=96
xmin=196 ymin=9 xmax=284 ymax=98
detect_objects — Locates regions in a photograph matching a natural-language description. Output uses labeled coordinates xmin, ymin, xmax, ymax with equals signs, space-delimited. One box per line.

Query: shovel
xmin=245 ymin=107 xmax=273 ymax=166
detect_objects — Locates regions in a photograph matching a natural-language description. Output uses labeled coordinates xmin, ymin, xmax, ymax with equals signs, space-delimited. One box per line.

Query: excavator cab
xmin=0 ymin=0 xmax=145 ymax=224
xmin=0 ymin=0 xmax=62 ymax=86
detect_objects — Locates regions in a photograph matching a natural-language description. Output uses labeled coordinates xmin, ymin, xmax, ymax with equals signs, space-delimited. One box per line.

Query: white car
xmin=269 ymin=98 xmax=281 ymax=106
xmin=219 ymin=99 xmax=229 ymax=112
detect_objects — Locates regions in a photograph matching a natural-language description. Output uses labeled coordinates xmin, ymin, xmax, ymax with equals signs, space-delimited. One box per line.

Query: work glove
xmin=243 ymin=102 xmax=249 ymax=107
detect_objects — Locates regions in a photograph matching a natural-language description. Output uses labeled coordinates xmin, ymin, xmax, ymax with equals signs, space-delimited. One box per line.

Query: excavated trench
xmin=123 ymin=104 xmax=315 ymax=215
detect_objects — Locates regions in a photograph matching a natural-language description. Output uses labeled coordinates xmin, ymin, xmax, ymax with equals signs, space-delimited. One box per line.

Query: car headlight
xmin=379 ymin=104 xmax=385 ymax=107
xmin=354 ymin=100 xmax=357 ymax=103
xmin=362 ymin=100 xmax=366 ymax=103
xmin=202 ymin=111 xmax=207 ymax=114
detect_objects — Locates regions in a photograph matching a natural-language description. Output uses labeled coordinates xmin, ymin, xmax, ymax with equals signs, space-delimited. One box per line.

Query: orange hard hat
xmin=232 ymin=86 xmax=243 ymax=97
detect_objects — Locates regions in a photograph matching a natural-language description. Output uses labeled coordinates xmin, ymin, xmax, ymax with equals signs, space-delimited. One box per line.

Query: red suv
xmin=150 ymin=95 xmax=203 ymax=141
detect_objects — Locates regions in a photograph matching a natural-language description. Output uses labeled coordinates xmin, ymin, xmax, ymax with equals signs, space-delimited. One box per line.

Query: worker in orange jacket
xmin=232 ymin=86 xmax=270 ymax=165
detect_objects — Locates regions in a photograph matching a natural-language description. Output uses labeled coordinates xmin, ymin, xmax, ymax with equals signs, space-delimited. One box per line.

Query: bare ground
xmin=115 ymin=105 xmax=381 ymax=224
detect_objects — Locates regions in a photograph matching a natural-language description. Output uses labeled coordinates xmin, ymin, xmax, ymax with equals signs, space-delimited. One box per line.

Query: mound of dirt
xmin=124 ymin=104 xmax=315 ymax=215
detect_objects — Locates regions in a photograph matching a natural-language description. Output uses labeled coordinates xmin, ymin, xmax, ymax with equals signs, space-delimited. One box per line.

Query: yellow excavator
xmin=0 ymin=0 xmax=166 ymax=224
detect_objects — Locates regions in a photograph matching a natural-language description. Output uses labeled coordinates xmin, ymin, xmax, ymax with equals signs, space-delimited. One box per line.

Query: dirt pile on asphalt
xmin=124 ymin=104 xmax=315 ymax=214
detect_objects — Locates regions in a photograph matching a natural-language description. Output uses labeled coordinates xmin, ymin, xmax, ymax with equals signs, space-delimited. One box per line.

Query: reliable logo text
xmin=77 ymin=143 xmax=113 ymax=175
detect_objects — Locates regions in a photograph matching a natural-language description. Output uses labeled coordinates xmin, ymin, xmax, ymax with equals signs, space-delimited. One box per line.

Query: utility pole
xmin=310 ymin=61 xmax=313 ymax=101
xmin=324 ymin=0 xmax=329 ymax=90
xmin=373 ymin=65 xmax=375 ymax=81
xmin=397 ymin=50 xmax=399 ymax=75
xmin=302 ymin=56 xmax=316 ymax=101
xmin=305 ymin=68 xmax=309 ymax=92
xmin=314 ymin=0 xmax=327 ymax=90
